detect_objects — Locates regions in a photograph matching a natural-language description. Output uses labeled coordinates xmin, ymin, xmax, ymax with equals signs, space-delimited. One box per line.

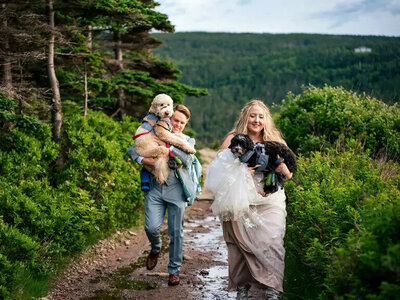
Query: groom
xmin=127 ymin=104 xmax=198 ymax=286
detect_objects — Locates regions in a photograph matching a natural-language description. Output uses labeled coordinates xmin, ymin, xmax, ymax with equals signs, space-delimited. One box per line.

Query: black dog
xmin=229 ymin=134 xmax=297 ymax=193
xmin=228 ymin=134 xmax=255 ymax=161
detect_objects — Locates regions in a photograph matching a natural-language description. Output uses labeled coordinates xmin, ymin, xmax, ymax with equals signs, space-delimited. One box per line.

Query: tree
xmin=53 ymin=0 xmax=207 ymax=119
xmin=0 ymin=1 xmax=48 ymax=106
xmin=48 ymin=0 xmax=62 ymax=142
xmin=0 ymin=3 xmax=12 ymax=94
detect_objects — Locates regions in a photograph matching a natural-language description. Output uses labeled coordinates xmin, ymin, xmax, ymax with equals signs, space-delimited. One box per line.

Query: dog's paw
xmin=185 ymin=146 xmax=196 ymax=154
xmin=156 ymin=177 xmax=166 ymax=185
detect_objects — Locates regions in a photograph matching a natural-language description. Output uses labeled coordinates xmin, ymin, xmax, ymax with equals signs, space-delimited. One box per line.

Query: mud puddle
xmin=185 ymin=216 xmax=236 ymax=299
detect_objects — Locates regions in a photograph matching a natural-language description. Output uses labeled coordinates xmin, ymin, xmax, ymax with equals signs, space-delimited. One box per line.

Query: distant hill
xmin=153 ymin=32 xmax=400 ymax=145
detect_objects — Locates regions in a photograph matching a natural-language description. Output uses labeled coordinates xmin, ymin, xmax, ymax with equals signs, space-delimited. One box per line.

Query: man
xmin=127 ymin=104 xmax=200 ymax=286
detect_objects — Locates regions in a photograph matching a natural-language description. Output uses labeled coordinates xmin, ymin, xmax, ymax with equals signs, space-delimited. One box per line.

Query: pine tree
xmin=55 ymin=0 xmax=206 ymax=118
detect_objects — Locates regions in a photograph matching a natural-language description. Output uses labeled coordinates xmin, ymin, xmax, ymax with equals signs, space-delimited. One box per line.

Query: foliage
xmin=154 ymin=32 xmax=400 ymax=145
xmin=1 ymin=1 xmax=206 ymax=130
xmin=284 ymin=145 xmax=400 ymax=299
xmin=276 ymin=85 xmax=400 ymax=160
xmin=0 ymin=95 xmax=143 ymax=298
xmin=1 ymin=1 xmax=206 ymax=297
xmin=279 ymin=86 xmax=400 ymax=298
xmin=52 ymin=0 xmax=206 ymax=119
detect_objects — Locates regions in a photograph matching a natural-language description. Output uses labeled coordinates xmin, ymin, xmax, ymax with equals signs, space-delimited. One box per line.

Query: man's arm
xmin=127 ymin=146 xmax=143 ymax=164
xmin=127 ymin=146 xmax=156 ymax=167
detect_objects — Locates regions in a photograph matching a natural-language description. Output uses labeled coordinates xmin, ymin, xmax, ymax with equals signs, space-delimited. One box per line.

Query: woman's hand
xmin=247 ymin=164 xmax=260 ymax=175
xmin=275 ymin=162 xmax=292 ymax=180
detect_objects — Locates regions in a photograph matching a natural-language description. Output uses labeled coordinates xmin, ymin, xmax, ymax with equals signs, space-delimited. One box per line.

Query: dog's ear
xmin=149 ymin=100 xmax=157 ymax=114
xmin=228 ymin=136 xmax=237 ymax=149
xmin=245 ymin=135 xmax=254 ymax=151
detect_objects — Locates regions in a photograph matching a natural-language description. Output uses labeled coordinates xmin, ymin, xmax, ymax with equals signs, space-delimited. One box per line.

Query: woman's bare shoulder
xmin=220 ymin=133 xmax=235 ymax=150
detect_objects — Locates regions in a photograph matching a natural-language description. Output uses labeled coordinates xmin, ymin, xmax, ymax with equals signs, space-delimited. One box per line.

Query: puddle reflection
xmin=185 ymin=215 xmax=237 ymax=299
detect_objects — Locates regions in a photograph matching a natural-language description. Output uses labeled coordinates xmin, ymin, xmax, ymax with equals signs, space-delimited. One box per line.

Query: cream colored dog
xmin=134 ymin=94 xmax=196 ymax=184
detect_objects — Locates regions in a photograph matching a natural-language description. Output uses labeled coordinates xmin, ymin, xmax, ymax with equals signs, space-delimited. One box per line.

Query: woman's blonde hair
xmin=230 ymin=99 xmax=286 ymax=145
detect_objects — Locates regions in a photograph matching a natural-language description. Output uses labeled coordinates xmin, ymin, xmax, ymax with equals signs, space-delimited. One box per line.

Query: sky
xmin=155 ymin=0 xmax=400 ymax=36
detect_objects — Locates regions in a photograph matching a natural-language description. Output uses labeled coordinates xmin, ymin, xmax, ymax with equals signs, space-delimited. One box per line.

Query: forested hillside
xmin=154 ymin=32 xmax=400 ymax=144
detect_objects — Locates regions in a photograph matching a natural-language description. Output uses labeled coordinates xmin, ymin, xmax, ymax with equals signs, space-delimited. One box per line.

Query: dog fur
xmin=229 ymin=134 xmax=297 ymax=193
xmin=228 ymin=134 xmax=254 ymax=158
xmin=263 ymin=141 xmax=297 ymax=174
xmin=134 ymin=94 xmax=196 ymax=184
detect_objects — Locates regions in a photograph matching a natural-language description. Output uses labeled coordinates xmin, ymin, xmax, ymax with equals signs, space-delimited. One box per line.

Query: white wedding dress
xmin=205 ymin=149 xmax=285 ymax=220
xmin=205 ymin=148 xmax=287 ymax=292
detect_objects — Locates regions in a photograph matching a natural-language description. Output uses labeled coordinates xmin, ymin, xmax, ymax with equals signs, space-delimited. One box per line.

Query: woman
xmin=207 ymin=100 xmax=292 ymax=299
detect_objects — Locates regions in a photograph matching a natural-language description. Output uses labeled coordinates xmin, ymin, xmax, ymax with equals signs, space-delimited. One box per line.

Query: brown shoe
xmin=146 ymin=251 xmax=159 ymax=270
xmin=168 ymin=274 xmax=180 ymax=286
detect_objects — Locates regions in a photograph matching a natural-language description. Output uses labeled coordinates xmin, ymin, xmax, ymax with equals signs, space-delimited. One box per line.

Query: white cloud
xmin=237 ymin=0 xmax=253 ymax=5
xmin=155 ymin=0 xmax=400 ymax=36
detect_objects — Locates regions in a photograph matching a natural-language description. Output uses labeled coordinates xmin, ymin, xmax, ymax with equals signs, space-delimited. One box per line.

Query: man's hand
xmin=142 ymin=158 xmax=155 ymax=167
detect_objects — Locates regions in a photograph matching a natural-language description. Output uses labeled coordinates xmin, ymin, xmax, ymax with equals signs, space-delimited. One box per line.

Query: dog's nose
xmin=232 ymin=146 xmax=241 ymax=153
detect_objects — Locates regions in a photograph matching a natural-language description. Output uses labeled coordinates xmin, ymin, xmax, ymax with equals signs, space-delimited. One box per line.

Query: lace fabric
xmin=205 ymin=149 xmax=285 ymax=221
xmin=205 ymin=149 xmax=261 ymax=221
xmin=206 ymin=148 xmax=287 ymax=291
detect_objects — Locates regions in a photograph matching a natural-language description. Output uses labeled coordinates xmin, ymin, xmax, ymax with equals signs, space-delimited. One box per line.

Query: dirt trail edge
xmin=44 ymin=148 xmax=238 ymax=300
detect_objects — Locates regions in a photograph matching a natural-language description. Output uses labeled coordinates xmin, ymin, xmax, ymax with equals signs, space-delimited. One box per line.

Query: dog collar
xmin=239 ymin=150 xmax=255 ymax=163
xmin=156 ymin=119 xmax=172 ymax=132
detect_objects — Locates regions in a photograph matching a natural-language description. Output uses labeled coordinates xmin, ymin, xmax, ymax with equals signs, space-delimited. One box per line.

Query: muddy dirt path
xmin=44 ymin=148 xmax=238 ymax=300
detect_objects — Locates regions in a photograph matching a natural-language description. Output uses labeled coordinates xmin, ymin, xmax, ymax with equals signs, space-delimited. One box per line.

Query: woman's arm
xmin=275 ymin=162 xmax=293 ymax=180
xmin=220 ymin=133 xmax=235 ymax=150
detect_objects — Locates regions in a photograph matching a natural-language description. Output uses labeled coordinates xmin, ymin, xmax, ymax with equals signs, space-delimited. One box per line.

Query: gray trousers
xmin=144 ymin=172 xmax=186 ymax=275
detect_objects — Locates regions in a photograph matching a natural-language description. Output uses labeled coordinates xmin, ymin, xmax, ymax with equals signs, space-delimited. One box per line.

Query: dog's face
xmin=229 ymin=134 xmax=254 ymax=157
xmin=149 ymin=94 xmax=174 ymax=119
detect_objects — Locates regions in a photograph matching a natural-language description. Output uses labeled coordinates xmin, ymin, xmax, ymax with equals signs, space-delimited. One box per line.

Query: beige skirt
xmin=222 ymin=189 xmax=287 ymax=292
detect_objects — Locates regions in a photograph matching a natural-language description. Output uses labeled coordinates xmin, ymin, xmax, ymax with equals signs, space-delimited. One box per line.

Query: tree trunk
xmin=1 ymin=3 xmax=13 ymax=94
xmin=84 ymin=26 xmax=92 ymax=117
xmin=48 ymin=0 xmax=62 ymax=142
xmin=114 ymin=30 xmax=126 ymax=118
xmin=84 ymin=62 xmax=88 ymax=117
xmin=87 ymin=25 xmax=92 ymax=50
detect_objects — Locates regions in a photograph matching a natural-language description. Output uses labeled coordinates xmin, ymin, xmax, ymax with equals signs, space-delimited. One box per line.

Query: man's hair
xmin=174 ymin=104 xmax=191 ymax=119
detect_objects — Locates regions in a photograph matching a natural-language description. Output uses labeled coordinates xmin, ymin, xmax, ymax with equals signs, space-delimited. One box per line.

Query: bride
xmin=205 ymin=100 xmax=293 ymax=300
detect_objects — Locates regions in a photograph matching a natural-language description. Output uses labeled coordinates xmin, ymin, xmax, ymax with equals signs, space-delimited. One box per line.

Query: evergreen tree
xmin=0 ymin=1 xmax=49 ymax=105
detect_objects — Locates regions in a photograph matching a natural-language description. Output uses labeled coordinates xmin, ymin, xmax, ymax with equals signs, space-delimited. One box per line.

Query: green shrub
xmin=0 ymin=96 xmax=143 ymax=298
xmin=276 ymin=85 xmax=400 ymax=160
xmin=322 ymin=190 xmax=400 ymax=299
xmin=284 ymin=145 xmax=400 ymax=299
